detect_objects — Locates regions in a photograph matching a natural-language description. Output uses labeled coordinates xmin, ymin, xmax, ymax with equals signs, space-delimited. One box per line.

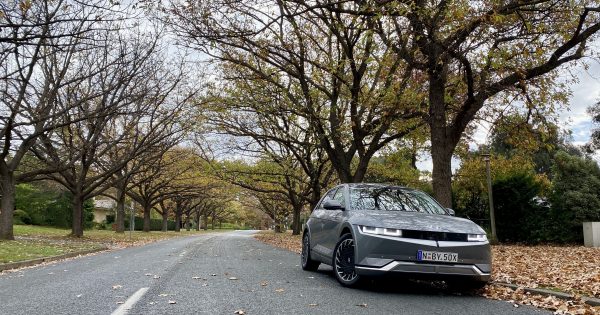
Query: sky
xmin=415 ymin=59 xmax=600 ymax=173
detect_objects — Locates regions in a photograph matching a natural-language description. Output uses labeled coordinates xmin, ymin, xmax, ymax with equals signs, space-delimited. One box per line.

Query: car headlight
xmin=359 ymin=226 xmax=402 ymax=237
xmin=467 ymin=234 xmax=488 ymax=242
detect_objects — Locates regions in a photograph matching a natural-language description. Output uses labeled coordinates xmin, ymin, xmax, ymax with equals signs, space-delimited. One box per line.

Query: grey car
xmin=301 ymin=183 xmax=491 ymax=288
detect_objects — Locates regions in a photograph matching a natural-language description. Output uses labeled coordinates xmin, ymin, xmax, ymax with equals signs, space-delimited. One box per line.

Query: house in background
xmin=93 ymin=197 xmax=116 ymax=223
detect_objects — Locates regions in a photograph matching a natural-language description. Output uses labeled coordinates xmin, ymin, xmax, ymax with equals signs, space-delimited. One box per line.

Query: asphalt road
xmin=0 ymin=230 xmax=549 ymax=315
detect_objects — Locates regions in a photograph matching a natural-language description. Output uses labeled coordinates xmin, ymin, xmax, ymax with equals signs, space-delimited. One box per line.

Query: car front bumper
xmin=352 ymin=225 xmax=492 ymax=282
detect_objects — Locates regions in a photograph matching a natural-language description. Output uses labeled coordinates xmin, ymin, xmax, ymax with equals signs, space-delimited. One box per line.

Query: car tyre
xmin=301 ymin=232 xmax=320 ymax=271
xmin=332 ymin=233 xmax=361 ymax=287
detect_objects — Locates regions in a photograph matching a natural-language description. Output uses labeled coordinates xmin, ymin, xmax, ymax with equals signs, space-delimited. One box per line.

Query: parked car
xmin=301 ymin=183 xmax=491 ymax=288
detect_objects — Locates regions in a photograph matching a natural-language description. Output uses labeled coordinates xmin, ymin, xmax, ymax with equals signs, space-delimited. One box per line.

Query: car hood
xmin=348 ymin=210 xmax=485 ymax=234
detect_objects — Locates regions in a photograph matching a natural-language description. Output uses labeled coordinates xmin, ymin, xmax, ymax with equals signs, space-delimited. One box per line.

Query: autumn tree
xmin=362 ymin=0 xmax=600 ymax=206
xmin=126 ymin=148 xmax=212 ymax=232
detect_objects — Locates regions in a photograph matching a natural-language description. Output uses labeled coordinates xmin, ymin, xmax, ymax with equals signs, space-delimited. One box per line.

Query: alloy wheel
xmin=334 ymin=238 xmax=357 ymax=282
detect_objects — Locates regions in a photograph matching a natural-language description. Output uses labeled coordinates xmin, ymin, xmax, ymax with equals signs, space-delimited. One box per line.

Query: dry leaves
xmin=234 ymin=310 xmax=245 ymax=314
xmin=483 ymin=285 xmax=600 ymax=314
xmin=356 ymin=303 xmax=368 ymax=308
xmin=275 ymin=288 xmax=285 ymax=293
xmin=260 ymin=281 xmax=268 ymax=287
xmin=492 ymin=245 xmax=600 ymax=298
xmin=254 ymin=231 xmax=302 ymax=254
xmin=168 ymin=300 xmax=176 ymax=304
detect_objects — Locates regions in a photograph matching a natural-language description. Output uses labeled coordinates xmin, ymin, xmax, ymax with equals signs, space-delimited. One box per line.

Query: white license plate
xmin=417 ymin=250 xmax=458 ymax=263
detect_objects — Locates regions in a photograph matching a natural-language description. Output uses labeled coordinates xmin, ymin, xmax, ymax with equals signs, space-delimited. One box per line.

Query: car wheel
xmin=332 ymin=233 xmax=361 ymax=287
xmin=301 ymin=232 xmax=320 ymax=271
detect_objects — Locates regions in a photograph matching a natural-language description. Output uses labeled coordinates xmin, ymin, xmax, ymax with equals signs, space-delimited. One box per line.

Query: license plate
xmin=417 ymin=250 xmax=458 ymax=263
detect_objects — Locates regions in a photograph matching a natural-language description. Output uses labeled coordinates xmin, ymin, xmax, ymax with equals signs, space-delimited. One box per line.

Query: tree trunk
xmin=211 ymin=215 xmax=215 ymax=230
xmin=115 ymin=185 xmax=126 ymax=233
xmin=428 ymin=65 xmax=454 ymax=208
xmin=143 ymin=204 xmax=151 ymax=232
xmin=274 ymin=220 xmax=282 ymax=233
xmin=175 ymin=206 xmax=182 ymax=232
xmin=195 ymin=212 xmax=201 ymax=231
xmin=291 ymin=204 xmax=302 ymax=235
xmin=0 ymin=172 xmax=16 ymax=240
xmin=185 ymin=215 xmax=190 ymax=231
xmin=161 ymin=211 xmax=168 ymax=232
xmin=202 ymin=214 xmax=208 ymax=230
xmin=71 ymin=193 xmax=84 ymax=237
xmin=431 ymin=145 xmax=453 ymax=208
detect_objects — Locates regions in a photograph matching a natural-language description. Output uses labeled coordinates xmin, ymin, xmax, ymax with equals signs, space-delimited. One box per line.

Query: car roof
xmin=341 ymin=183 xmax=416 ymax=191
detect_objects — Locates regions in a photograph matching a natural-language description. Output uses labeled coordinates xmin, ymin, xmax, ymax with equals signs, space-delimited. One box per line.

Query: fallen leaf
xmin=234 ymin=310 xmax=245 ymax=315
xmin=168 ymin=300 xmax=176 ymax=304
xmin=116 ymin=301 xmax=124 ymax=305
xmin=275 ymin=288 xmax=285 ymax=293
xmin=144 ymin=273 xmax=153 ymax=276
xmin=112 ymin=285 xmax=122 ymax=290
xmin=192 ymin=276 xmax=201 ymax=279
xmin=153 ymin=275 xmax=160 ymax=279
xmin=356 ymin=303 xmax=368 ymax=308
xmin=308 ymin=303 xmax=318 ymax=307
xmin=260 ymin=281 xmax=268 ymax=286
xmin=229 ymin=277 xmax=238 ymax=280
xmin=76 ymin=294 xmax=82 ymax=298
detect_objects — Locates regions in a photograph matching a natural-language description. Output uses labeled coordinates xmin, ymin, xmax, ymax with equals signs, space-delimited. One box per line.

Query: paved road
xmin=0 ymin=230 xmax=548 ymax=315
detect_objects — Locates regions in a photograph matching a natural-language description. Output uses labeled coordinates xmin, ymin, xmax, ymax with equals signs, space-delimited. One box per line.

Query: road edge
xmin=0 ymin=247 xmax=109 ymax=272
xmin=494 ymin=282 xmax=600 ymax=307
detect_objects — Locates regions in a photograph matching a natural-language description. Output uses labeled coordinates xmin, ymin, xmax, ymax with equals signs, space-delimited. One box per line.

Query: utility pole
xmin=482 ymin=153 xmax=497 ymax=244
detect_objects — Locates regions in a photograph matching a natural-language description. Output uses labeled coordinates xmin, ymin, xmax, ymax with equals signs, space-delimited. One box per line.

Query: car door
xmin=309 ymin=187 xmax=338 ymax=259
xmin=321 ymin=185 xmax=347 ymax=260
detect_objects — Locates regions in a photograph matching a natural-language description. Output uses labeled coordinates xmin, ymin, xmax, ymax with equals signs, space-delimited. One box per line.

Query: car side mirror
xmin=323 ymin=200 xmax=344 ymax=210
xmin=446 ymin=208 xmax=455 ymax=216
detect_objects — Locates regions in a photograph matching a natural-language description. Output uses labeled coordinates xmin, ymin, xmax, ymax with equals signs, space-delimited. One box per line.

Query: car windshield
xmin=349 ymin=187 xmax=447 ymax=215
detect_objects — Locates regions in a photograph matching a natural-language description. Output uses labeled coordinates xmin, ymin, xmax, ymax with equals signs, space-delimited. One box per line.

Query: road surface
xmin=0 ymin=230 xmax=548 ymax=315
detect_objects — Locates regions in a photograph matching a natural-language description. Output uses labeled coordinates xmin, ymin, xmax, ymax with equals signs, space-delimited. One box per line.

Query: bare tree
xmin=29 ymin=27 xmax=183 ymax=237
xmin=0 ymin=0 xmax=118 ymax=239
xmin=168 ymin=0 xmax=422 ymax=185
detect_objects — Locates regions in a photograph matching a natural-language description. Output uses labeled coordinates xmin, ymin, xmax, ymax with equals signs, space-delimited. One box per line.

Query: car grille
xmin=402 ymin=230 xmax=468 ymax=242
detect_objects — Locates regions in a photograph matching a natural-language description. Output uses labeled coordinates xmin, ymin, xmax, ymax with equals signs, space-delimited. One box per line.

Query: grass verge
xmin=0 ymin=225 xmax=227 ymax=264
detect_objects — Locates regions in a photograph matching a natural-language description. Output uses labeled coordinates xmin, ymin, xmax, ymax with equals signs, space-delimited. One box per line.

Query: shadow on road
xmin=313 ymin=268 xmax=479 ymax=297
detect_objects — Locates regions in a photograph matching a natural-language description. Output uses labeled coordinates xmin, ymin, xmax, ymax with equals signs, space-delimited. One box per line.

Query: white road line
xmin=111 ymin=287 xmax=149 ymax=315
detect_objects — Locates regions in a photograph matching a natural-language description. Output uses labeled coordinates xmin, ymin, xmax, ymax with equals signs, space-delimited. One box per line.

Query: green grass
xmin=13 ymin=225 xmax=223 ymax=243
xmin=0 ymin=239 xmax=101 ymax=264
xmin=0 ymin=225 xmax=230 ymax=264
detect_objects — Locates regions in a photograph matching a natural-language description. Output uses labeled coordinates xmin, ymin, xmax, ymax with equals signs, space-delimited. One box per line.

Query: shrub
xmin=106 ymin=214 xmax=115 ymax=224
xmin=549 ymin=151 xmax=600 ymax=243
xmin=492 ymin=172 xmax=547 ymax=243
xmin=13 ymin=209 xmax=32 ymax=225
xmin=123 ymin=217 xmax=176 ymax=231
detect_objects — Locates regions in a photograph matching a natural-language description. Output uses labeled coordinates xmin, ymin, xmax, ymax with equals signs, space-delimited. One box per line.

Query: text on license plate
xmin=417 ymin=250 xmax=458 ymax=263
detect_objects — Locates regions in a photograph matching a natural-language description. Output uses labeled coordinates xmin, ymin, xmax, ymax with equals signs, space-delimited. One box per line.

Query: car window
xmin=318 ymin=188 xmax=338 ymax=209
xmin=349 ymin=187 xmax=446 ymax=215
xmin=333 ymin=187 xmax=345 ymax=207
